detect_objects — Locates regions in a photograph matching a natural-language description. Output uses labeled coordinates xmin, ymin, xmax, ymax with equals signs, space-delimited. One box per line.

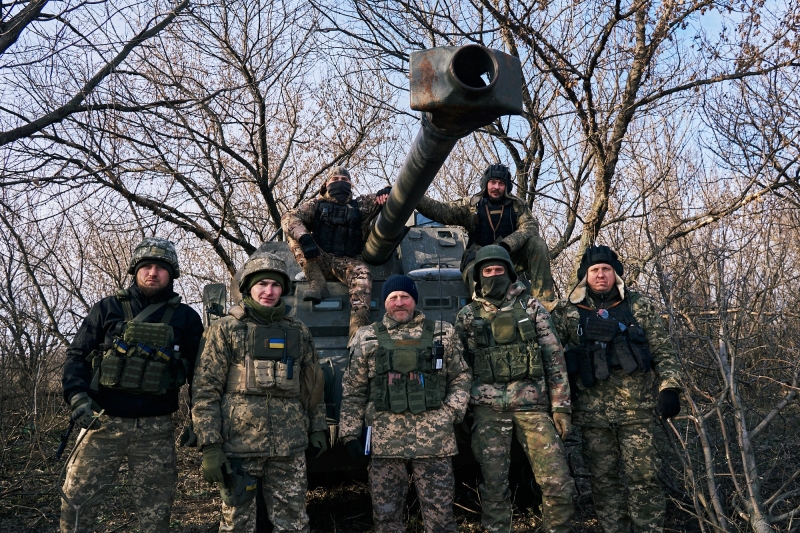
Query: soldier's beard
xmin=137 ymin=282 xmax=171 ymax=299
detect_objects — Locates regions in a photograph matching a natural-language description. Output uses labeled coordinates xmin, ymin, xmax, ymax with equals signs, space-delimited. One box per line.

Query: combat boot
xmin=349 ymin=309 xmax=371 ymax=338
xmin=302 ymin=262 xmax=329 ymax=303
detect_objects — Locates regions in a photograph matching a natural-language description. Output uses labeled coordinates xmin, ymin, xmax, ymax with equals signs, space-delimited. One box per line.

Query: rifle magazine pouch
xmin=99 ymin=349 xmax=125 ymax=387
xmin=140 ymin=360 xmax=168 ymax=393
xmin=120 ymin=353 xmax=147 ymax=389
xmin=250 ymin=358 xmax=276 ymax=390
xmin=369 ymin=374 xmax=389 ymax=411
xmin=388 ymin=377 xmax=408 ymax=413
xmin=614 ymin=338 xmax=640 ymax=374
xmin=424 ymin=373 xmax=443 ymax=409
xmin=407 ymin=376 xmax=426 ymax=414
xmin=491 ymin=351 xmax=512 ymax=383
xmin=516 ymin=316 xmax=537 ymax=342
xmin=472 ymin=350 xmax=494 ymax=384
xmin=507 ymin=345 xmax=528 ymax=381
xmin=275 ymin=361 xmax=300 ymax=395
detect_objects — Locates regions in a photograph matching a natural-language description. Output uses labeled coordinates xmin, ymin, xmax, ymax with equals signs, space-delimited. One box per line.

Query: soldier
xmin=60 ymin=237 xmax=204 ymax=533
xmin=416 ymin=163 xmax=556 ymax=308
xmin=191 ymin=253 xmax=327 ymax=532
xmin=339 ymin=274 xmax=471 ymax=532
xmin=455 ymin=244 xmax=575 ymax=533
xmin=281 ymin=165 xmax=389 ymax=336
xmin=551 ymin=245 xmax=682 ymax=533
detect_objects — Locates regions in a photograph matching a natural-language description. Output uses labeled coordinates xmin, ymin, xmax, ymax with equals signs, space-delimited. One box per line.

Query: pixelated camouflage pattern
xmin=127 ymin=237 xmax=180 ymax=278
xmin=192 ymin=308 xmax=326 ymax=457
xmin=60 ymin=415 xmax=177 ymax=533
xmin=369 ymin=456 xmax=457 ymax=533
xmin=219 ymin=452 xmax=310 ymax=533
xmin=455 ymin=281 xmax=571 ymax=413
xmin=416 ymin=193 xmax=554 ymax=301
xmin=339 ymin=310 xmax=471 ymax=458
xmin=550 ymin=279 xmax=679 ymax=533
xmin=471 ymin=407 xmax=575 ymax=533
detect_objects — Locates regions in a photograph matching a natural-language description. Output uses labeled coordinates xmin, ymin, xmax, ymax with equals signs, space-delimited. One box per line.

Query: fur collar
xmin=568 ymin=274 xmax=626 ymax=304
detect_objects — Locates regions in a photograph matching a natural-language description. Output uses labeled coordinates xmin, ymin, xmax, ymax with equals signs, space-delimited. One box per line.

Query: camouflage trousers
xmin=368 ymin=456 xmax=457 ymax=533
xmin=463 ymin=235 xmax=555 ymax=304
xmin=288 ymin=238 xmax=372 ymax=314
xmin=576 ymin=409 xmax=664 ymax=533
xmin=220 ymin=452 xmax=309 ymax=533
xmin=471 ymin=407 xmax=575 ymax=533
xmin=60 ymin=415 xmax=177 ymax=533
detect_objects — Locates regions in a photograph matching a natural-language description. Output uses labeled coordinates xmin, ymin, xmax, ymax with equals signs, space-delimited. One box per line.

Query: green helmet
xmin=236 ymin=252 xmax=292 ymax=295
xmin=473 ymin=244 xmax=517 ymax=292
xmin=128 ymin=237 xmax=180 ymax=279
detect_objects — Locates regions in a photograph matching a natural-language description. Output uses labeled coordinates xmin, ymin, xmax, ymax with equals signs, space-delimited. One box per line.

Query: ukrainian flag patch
xmin=268 ymin=338 xmax=285 ymax=349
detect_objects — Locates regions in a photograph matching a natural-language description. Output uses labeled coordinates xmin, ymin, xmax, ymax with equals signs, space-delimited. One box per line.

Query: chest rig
xmin=571 ymin=296 xmax=653 ymax=387
xmin=312 ymin=199 xmax=364 ymax=257
xmin=368 ymin=319 xmax=445 ymax=414
xmin=225 ymin=317 xmax=303 ymax=397
xmin=469 ymin=299 xmax=543 ymax=384
xmin=90 ymin=290 xmax=184 ymax=395
xmin=470 ymin=197 xmax=518 ymax=247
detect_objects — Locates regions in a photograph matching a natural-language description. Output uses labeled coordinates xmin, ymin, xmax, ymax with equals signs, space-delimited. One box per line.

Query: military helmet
xmin=480 ymin=163 xmax=513 ymax=193
xmin=576 ymin=245 xmax=623 ymax=281
xmin=473 ymin=244 xmax=517 ymax=292
xmin=127 ymin=237 xmax=180 ymax=279
xmin=236 ymin=252 xmax=292 ymax=295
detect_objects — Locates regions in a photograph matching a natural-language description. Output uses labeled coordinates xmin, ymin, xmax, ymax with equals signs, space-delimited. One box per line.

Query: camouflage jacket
xmin=455 ymin=281 xmax=571 ymax=413
xmin=192 ymin=305 xmax=326 ymax=458
xmin=416 ymin=192 xmax=539 ymax=253
xmin=551 ymin=276 xmax=683 ymax=415
xmin=281 ymin=190 xmax=384 ymax=243
xmin=339 ymin=310 xmax=471 ymax=459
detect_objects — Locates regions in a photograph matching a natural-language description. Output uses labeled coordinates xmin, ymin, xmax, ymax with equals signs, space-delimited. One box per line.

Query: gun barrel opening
xmin=450 ymin=45 xmax=498 ymax=92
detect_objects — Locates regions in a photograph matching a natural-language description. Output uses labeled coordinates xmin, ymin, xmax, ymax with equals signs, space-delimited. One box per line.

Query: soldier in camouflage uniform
xmin=192 ymin=253 xmax=327 ymax=532
xmin=550 ymin=245 xmax=682 ymax=533
xmin=416 ymin=163 xmax=556 ymax=308
xmin=60 ymin=237 xmax=204 ymax=533
xmin=339 ymin=274 xmax=471 ymax=532
xmin=281 ymin=165 xmax=390 ymax=337
xmin=455 ymin=245 xmax=575 ymax=533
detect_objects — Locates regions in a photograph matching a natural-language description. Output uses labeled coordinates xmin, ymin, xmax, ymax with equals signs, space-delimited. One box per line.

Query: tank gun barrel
xmin=362 ymin=44 xmax=523 ymax=265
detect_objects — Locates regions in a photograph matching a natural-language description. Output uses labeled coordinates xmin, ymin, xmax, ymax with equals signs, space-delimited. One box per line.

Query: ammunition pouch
xmin=226 ymin=321 xmax=303 ymax=397
xmin=219 ymin=459 xmax=258 ymax=507
xmin=369 ymin=319 xmax=445 ymax=413
xmin=470 ymin=301 xmax=543 ymax=384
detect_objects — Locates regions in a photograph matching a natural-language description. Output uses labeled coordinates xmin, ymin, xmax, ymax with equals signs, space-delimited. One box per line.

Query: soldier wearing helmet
xmin=455 ymin=245 xmax=575 ymax=532
xmin=551 ymin=245 xmax=683 ymax=533
xmin=60 ymin=237 xmax=204 ymax=533
xmin=281 ymin=165 xmax=390 ymax=338
xmin=416 ymin=163 xmax=556 ymax=309
xmin=191 ymin=252 xmax=327 ymax=532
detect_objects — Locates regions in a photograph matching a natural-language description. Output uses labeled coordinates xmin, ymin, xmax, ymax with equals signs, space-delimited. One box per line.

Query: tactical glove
xmin=657 ymin=389 xmax=681 ymax=420
xmin=202 ymin=443 xmax=232 ymax=485
xmin=179 ymin=420 xmax=197 ymax=447
xmin=70 ymin=392 xmax=102 ymax=430
xmin=375 ymin=186 xmax=392 ymax=197
xmin=298 ymin=234 xmax=320 ymax=260
xmin=344 ymin=439 xmax=364 ymax=459
xmin=552 ymin=412 xmax=572 ymax=439
xmin=307 ymin=431 xmax=328 ymax=458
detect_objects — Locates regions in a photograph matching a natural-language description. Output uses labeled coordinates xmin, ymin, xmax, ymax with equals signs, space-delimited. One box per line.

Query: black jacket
xmin=62 ymin=283 xmax=204 ymax=418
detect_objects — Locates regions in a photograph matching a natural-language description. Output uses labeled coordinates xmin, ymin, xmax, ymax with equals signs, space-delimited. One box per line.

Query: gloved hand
xmin=552 ymin=412 xmax=572 ymax=439
xmin=497 ymin=241 xmax=511 ymax=253
xmin=298 ymin=234 xmax=320 ymax=260
xmin=344 ymin=439 xmax=364 ymax=459
xmin=375 ymin=186 xmax=392 ymax=197
xmin=658 ymin=389 xmax=681 ymax=420
xmin=70 ymin=392 xmax=102 ymax=430
xmin=202 ymin=443 xmax=231 ymax=485
xmin=179 ymin=420 xmax=197 ymax=447
xmin=307 ymin=431 xmax=328 ymax=458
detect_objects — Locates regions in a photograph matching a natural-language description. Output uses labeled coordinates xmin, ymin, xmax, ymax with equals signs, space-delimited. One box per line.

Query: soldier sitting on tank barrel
xmin=281 ymin=165 xmax=390 ymax=338
xmin=191 ymin=253 xmax=327 ymax=532
xmin=415 ymin=163 xmax=556 ymax=309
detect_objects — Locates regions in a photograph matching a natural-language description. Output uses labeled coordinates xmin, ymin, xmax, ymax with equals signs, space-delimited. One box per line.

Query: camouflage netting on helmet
xmin=235 ymin=252 xmax=292 ymax=295
xmin=127 ymin=237 xmax=180 ymax=278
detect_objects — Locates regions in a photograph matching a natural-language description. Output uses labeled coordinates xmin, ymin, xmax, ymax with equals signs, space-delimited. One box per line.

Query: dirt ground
xmin=0 ymin=425 xmax=698 ymax=532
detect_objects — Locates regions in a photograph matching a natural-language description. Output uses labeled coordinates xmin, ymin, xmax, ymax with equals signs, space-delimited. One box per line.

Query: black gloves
xmin=298 ymin=234 xmax=320 ymax=260
xmin=345 ymin=439 xmax=364 ymax=459
xmin=70 ymin=392 xmax=102 ymax=430
xmin=657 ymin=389 xmax=681 ymax=420
xmin=498 ymin=241 xmax=511 ymax=253
xmin=376 ymin=186 xmax=392 ymax=197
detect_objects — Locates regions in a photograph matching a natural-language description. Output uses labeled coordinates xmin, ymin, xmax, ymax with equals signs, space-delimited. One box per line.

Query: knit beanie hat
xmin=382 ymin=275 xmax=419 ymax=303
xmin=576 ymin=245 xmax=623 ymax=281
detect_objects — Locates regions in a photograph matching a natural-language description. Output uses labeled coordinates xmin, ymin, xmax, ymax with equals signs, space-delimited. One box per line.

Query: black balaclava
xmin=327 ymin=180 xmax=351 ymax=202
xmin=479 ymin=261 xmax=512 ymax=306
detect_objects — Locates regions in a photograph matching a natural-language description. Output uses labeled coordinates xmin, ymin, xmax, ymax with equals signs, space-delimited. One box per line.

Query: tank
xmin=204 ymin=45 xmax=523 ymax=472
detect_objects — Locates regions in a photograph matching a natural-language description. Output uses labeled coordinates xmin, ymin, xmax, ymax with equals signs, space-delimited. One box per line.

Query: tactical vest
xmin=225 ymin=315 xmax=303 ymax=398
xmin=312 ymin=200 xmax=363 ymax=257
xmin=90 ymin=290 xmax=184 ymax=395
xmin=469 ymin=299 xmax=543 ymax=384
xmin=470 ymin=197 xmax=518 ymax=247
xmin=368 ymin=319 xmax=445 ymax=414
xmin=571 ymin=296 xmax=653 ymax=388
